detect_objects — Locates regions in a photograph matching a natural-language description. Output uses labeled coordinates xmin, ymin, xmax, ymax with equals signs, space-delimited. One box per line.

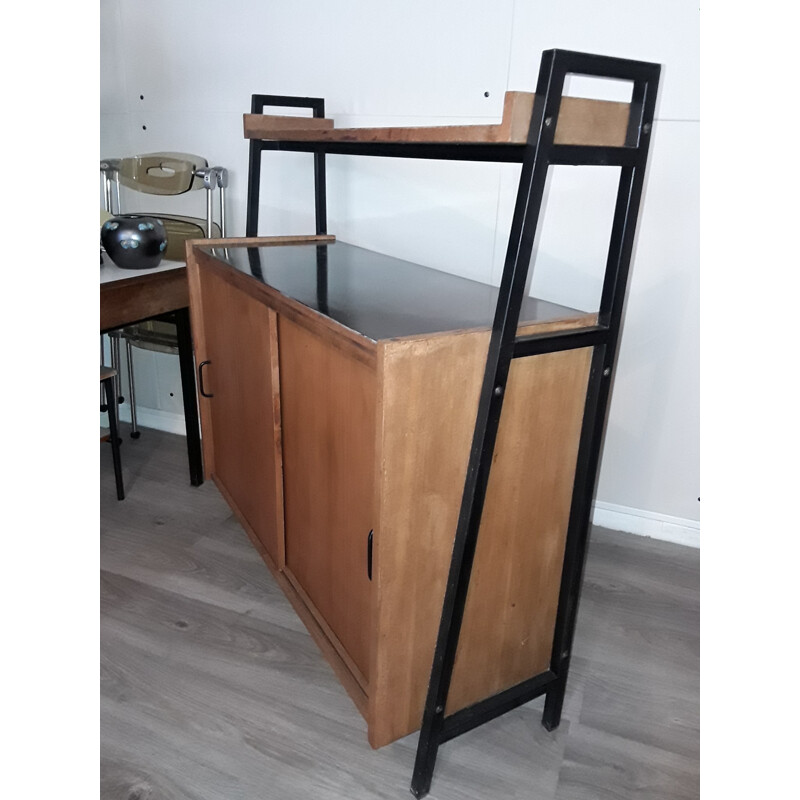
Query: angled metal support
xmin=410 ymin=49 xmax=660 ymax=798
xmin=246 ymin=94 xmax=328 ymax=237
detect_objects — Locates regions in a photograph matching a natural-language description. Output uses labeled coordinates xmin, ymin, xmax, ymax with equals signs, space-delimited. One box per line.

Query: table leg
xmin=174 ymin=307 xmax=204 ymax=486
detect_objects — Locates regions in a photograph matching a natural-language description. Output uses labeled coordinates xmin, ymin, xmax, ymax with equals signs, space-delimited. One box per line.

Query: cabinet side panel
xmin=279 ymin=315 xmax=376 ymax=684
xmin=371 ymin=332 xmax=485 ymax=746
xmin=447 ymin=347 xmax=591 ymax=712
xmin=370 ymin=328 xmax=591 ymax=746
xmin=195 ymin=266 xmax=284 ymax=565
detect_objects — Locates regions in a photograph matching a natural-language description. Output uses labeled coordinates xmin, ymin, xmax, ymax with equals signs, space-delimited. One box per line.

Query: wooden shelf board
xmin=244 ymin=92 xmax=631 ymax=148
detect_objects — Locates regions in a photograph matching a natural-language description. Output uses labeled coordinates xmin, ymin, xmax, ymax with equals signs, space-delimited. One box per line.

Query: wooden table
xmin=101 ymin=257 xmax=203 ymax=486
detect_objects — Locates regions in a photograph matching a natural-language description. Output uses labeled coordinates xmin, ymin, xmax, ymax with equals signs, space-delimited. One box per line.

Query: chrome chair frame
xmin=100 ymin=153 xmax=227 ymax=437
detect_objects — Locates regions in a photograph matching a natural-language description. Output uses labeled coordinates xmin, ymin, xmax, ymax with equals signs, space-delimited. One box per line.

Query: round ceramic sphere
xmin=101 ymin=215 xmax=167 ymax=269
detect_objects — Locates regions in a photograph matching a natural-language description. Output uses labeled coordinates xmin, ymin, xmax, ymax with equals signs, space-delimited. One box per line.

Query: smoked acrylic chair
xmin=100 ymin=152 xmax=227 ymax=437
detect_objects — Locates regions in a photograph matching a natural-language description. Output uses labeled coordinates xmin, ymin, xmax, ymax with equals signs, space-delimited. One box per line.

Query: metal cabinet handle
xmin=198 ymin=360 xmax=214 ymax=398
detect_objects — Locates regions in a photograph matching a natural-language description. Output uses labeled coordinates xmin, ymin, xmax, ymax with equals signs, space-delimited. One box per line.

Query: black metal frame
xmin=245 ymin=49 xmax=660 ymax=799
xmin=171 ymin=307 xmax=204 ymax=487
xmin=101 ymin=307 xmax=203 ymax=488
xmin=246 ymin=95 xmax=328 ymax=237
xmin=102 ymin=372 xmax=125 ymax=500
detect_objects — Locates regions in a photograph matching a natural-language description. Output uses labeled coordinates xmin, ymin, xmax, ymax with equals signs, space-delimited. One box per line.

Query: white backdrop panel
xmin=100 ymin=0 xmax=700 ymax=532
xmin=112 ymin=0 xmax=514 ymax=117
xmin=507 ymin=0 xmax=700 ymax=120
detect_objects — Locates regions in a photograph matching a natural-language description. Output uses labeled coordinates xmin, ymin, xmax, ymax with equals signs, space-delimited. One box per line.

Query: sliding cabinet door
xmin=192 ymin=264 xmax=284 ymax=567
xmin=277 ymin=314 xmax=376 ymax=688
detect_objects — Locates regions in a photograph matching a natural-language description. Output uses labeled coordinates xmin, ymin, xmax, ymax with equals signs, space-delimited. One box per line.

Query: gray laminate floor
xmin=101 ymin=428 xmax=699 ymax=800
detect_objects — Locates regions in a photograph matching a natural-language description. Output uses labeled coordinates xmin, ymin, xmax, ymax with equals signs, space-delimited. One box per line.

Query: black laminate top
xmin=203 ymin=241 xmax=585 ymax=342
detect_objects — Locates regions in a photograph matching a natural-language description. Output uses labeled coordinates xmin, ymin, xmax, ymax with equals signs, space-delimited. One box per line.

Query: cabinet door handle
xmin=198 ymin=360 xmax=214 ymax=398
xmin=367 ymin=529 xmax=373 ymax=581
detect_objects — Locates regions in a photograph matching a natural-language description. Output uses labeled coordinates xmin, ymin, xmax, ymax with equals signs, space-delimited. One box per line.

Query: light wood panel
xmin=369 ymin=319 xmax=593 ymax=747
xmin=190 ymin=266 xmax=284 ymax=566
xmin=278 ymin=314 xmax=376 ymax=685
xmin=186 ymin=234 xmax=336 ymax=254
xmin=447 ymin=347 xmax=592 ymax=710
xmin=551 ymin=96 xmax=631 ymax=147
xmin=243 ymin=114 xmax=335 ymax=133
xmin=244 ymin=91 xmax=630 ymax=147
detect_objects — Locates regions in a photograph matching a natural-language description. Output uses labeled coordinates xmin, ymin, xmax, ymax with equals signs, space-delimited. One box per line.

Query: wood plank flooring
xmin=101 ymin=428 xmax=699 ymax=800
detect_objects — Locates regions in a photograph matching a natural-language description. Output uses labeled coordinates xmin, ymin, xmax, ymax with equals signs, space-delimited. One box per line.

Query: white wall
xmin=100 ymin=0 xmax=700 ymax=546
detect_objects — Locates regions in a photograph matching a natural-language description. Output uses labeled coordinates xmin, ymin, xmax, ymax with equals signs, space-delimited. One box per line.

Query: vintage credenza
xmin=187 ymin=47 xmax=659 ymax=799
xmin=187 ymin=236 xmax=595 ymax=746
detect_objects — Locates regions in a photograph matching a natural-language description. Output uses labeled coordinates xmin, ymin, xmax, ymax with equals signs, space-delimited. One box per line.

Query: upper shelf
xmin=243 ymin=91 xmax=631 ymax=150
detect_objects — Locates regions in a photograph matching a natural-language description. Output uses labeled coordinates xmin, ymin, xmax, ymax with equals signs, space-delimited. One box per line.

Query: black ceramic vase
xmin=101 ymin=215 xmax=168 ymax=269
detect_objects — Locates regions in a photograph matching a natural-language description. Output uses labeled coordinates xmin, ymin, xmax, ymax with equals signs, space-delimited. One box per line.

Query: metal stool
xmin=101 ymin=366 xmax=125 ymax=500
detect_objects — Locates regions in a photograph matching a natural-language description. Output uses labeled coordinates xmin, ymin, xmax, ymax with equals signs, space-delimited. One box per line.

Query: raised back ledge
xmin=243 ymin=91 xmax=631 ymax=148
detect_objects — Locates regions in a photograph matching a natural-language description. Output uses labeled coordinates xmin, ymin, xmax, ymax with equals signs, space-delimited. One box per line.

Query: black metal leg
xmin=542 ymin=152 xmax=656 ymax=737
xmin=173 ymin=307 xmax=204 ymax=486
xmin=411 ymin=52 xmax=565 ymax=800
xmin=539 ymin=343 xmax=604 ymax=729
xmin=246 ymin=139 xmax=262 ymax=238
xmin=542 ymin=673 xmax=567 ymax=731
xmin=247 ymin=94 xmax=327 ymax=240
xmin=103 ymin=376 xmax=125 ymax=501
xmin=109 ymin=333 xmax=125 ymax=405
xmin=313 ymin=142 xmax=327 ymax=234
xmin=123 ymin=337 xmax=141 ymax=439
xmin=410 ymin=50 xmax=660 ymax=799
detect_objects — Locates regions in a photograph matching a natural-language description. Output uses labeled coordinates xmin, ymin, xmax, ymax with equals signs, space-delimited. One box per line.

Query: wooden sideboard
xmin=187 ymin=235 xmax=596 ymax=747
xmin=232 ymin=51 xmax=660 ymax=797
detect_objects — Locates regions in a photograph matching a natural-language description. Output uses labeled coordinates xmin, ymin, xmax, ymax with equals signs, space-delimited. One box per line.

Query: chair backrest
xmin=117 ymin=152 xmax=208 ymax=195
xmin=100 ymin=151 xmax=228 ymax=245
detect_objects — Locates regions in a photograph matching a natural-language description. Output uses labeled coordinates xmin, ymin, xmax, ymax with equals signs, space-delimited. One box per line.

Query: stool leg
xmin=125 ymin=338 xmax=141 ymax=439
xmin=103 ymin=377 xmax=125 ymax=500
xmin=110 ymin=334 xmax=124 ymax=404
xmin=100 ymin=335 xmax=107 ymax=411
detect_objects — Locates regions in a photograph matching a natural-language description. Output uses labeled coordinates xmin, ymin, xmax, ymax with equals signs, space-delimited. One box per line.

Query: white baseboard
xmin=116 ymin=405 xmax=186 ymax=437
xmin=103 ymin=405 xmax=700 ymax=550
xmin=592 ymin=501 xmax=699 ymax=548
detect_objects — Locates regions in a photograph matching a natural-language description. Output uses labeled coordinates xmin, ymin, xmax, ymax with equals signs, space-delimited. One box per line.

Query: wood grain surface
xmin=187 ymin=233 xmax=336 ymax=253
xmin=244 ymin=92 xmax=630 ymax=147
xmin=100 ymin=266 xmax=188 ymax=332
xmin=447 ymin=346 xmax=592 ymax=710
xmin=189 ymin=264 xmax=284 ymax=565
xmin=369 ymin=324 xmax=591 ymax=746
xmin=278 ymin=314 xmax=377 ymax=686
